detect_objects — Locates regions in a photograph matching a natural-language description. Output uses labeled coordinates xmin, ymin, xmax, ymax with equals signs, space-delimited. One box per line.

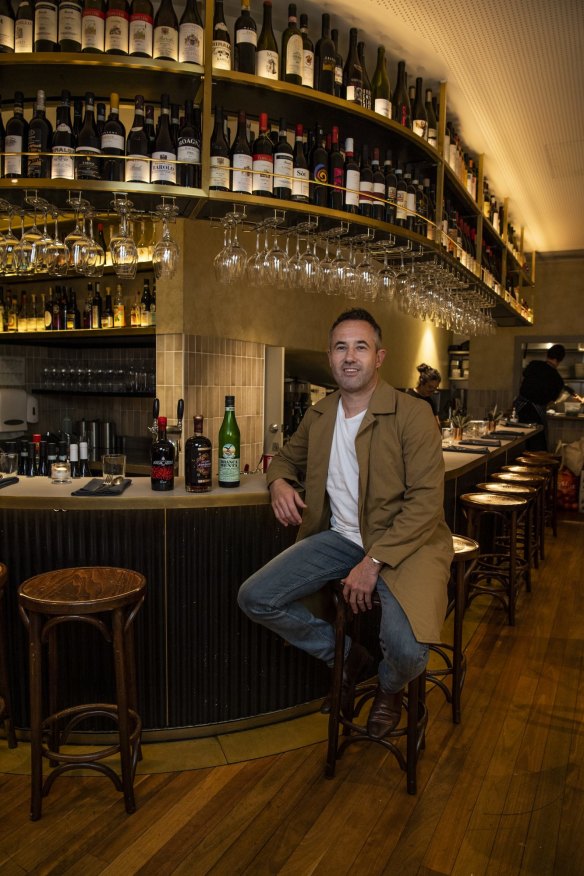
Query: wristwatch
xmin=368 ymin=556 xmax=382 ymax=566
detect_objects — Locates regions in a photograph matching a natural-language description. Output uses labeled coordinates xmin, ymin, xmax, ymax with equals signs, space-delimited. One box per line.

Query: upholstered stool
xmin=491 ymin=471 xmax=547 ymax=565
xmin=516 ymin=454 xmax=560 ymax=537
xmin=460 ymin=492 xmax=529 ymax=626
xmin=426 ymin=535 xmax=479 ymax=724
xmin=0 ymin=563 xmax=17 ymax=748
xmin=18 ymin=566 xmax=146 ymax=821
xmin=325 ymin=583 xmax=427 ymax=794
xmin=476 ymin=481 xmax=539 ymax=575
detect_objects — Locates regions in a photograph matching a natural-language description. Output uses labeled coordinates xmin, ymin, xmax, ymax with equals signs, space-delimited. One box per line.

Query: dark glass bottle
xmin=309 ymin=125 xmax=328 ymax=207
xmin=299 ymin=14 xmax=313 ymax=88
xmin=358 ymin=144 xmax=373 ymax=218
xmin=343 ymin=137 xmax=360 ymax=214
xmin=91 ymin=281 xmax=102 ymax=328
xmin=66 ymin=289 xmax=81 ymax=328
xmin=58 ymin=0 xmax=82 ymax=51
xmin=69 ymin=441 xmax=79 ymax=478
xmin=73 ymin=98 xmax=84 ymax=141
xmin=81 ymin=0 xmax=106 ymax=52
xmin=38 ymin=440 xmax=49 ymax=476
xmin=96 ymin=101 xmax=106 ymax=138
xmin=394 ymin=166 xmax=407 ymax=227
xmin=371 ymin=147 xmax=385 ymax=221
xmin=218 ymin=396 xmax=240 ymax=488
xmin=403 ymin=165 xmax=417 ymax=231
xmin=273 ymin=119 xmax=293 ymax=199
xmin=75 ymin=92 xmax=101 ymax=179
xmin=144 ymin=104 xmax=156 ymax=153
xmin=290 ymin=122 xmax=309 ymax=202
xmin=314 ymin=13 xmax=335 ymax=95
xmin=230 ymin=109 xmax=252 ymax=194
xmin=252 ymin=111 xmax=273 ymax=196
xmin=151 ymin=416 xmax=175 ymax=490
xmin=101 ymin=290 xmax=114 ymax=327
xmin=3 ymin=91 xmax=28 ymax=178
xmin=170 ymin=102 xmax=180 ymax=148
xmin=14 ymin=0 xmax=33 ymax=53
xmin=27 ymin=89 xmax=52 ymax=178
xmin=384 ymin=150 xmax=397 ymax=225
xmin=425 ymin=88 xmax=437 ymax=147
xmin=178 ymin=0 xmax=203 ymax=63
xmin=51 ymin=90 xmax=75 ymax=180
xmin=177 ymin=100 xmax=201 ymax=187
xmin=281 ymin=3 xmax=302 ymax=85
xmin=185 ymin=415 xmax=212 ymax=493
xmin=153 ymin=0 xmax=178 ymax=61
xmin=101 ymin=92 xmax=126 ymax=181
xmin=331 ymin=28 xmax=343 ymax=97
xmin=27 ymin=440 xmax=38 ymax=477
xmin=392 ymin=60 xmax=411 ymax=128
xmin=151 ymin=93 xmax=176 ymax=184
xmin=412 ymin=76 xmax=427 ymax=139
xmin=125 ymin=94 xmax=150 ymax=182
xmin=233 ymin=0 xmax=256 ymax=73
xmin=129 ymin=0 xmax=153 ymax=56
xmin=209 ymin=105 xmax=230 ymax=191
xmin=343 ymin=28 xmax=362 ymax=105
xmin=371 ymin=45 xmax=391 ymax=118
xmin=357 ymin=42 xmax=372 ymax=109
xmin=328 ymin=125 xmax=344 ymax=211
xmin=34 ymin=0 xmax=58 ymax=51
xmin=211 ymin=0 xmax=230 ymax=69
xmin=0 ymin=0 xmax=15 ymax=52
xmin=17 ymin=438 xmax=29 ymax=475
xmin=105 ymin=0 xmax=129 ymax=54
xmin=79 ymin=439 xmax=91 ymax=476
xmin=256 ymin=0 xmax=278 ymax=80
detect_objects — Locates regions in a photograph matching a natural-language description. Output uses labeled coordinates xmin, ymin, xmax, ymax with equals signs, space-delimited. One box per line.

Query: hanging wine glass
xmin=82 ymin=213 xmax=106 ymax=277
xmin=286 ymin=232 xmax=305 ymax=290
xmin=264 ymin=227 xmax=288 ymax=287
xmin=298 ymin=234 xmax=320 ymax=293
xmin=330 ymin=241 xmax=350 ymax=296
xmin=152 ymin=198 xmax=180 ymax=280
xmin=43 ymin=211 xmax=70 ymax=277
xmin=109 ymin=194 xmax=138 ymax=279
xmin=64 ymin=195 xmax=92 ymax=271
xmin=246 ymin=224 xmax=271 ymax=286
xmin=378 ymin=250 xmax=396 ymax=303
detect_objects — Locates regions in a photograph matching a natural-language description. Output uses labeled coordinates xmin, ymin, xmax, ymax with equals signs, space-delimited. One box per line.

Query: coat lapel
xmin=355 ymin=381 xmax=397 ymax=525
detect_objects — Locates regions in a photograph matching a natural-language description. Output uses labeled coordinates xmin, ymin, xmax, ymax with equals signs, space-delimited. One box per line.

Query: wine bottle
xmin=412 ymin=76 xmax=427 ymax=138
xmin=218 ymin=396 xmax=240 ymax=488
xmin=129 ymin=0 xmax=153 ymax=56
xmin=51 ymin=89 xmax=75 ymax=180
xmin=139 ymin=278 xmax=151 ymax=326
xmin=81 ymin=0 xmax=106 ymax=52
xmin=151 ymin=416 xmax=175 ymax=491
xmin=178 ymin=0 xmax=203 ymax=64
xmin=0 ymin=0 xmax=15 ymax=52
xmin=357 ymin=42 xmax=372 ymax=110
xmin=233 ymin=0 xmax=256 ymax=73
xmin=58 ymin=0 xmax=82 ymax=51
xmin=273 ymin=119 xmax=293 ymax=199
xmin=328 ymin=125 xmax=343 ymax=211
xmin=14 ymin=0 xmax=33 ymax=52
xmin=229 ymin=109 xmax=251 ymax=194
xmin=343 ymin=137 xmax=360 ymax=214
xmin=281 ymin=3 xmax=302 ymax=85
xmin=256 ymin=0 xmax=278 ymax=80
xmin=371 ymin=45 xmax=391 ymax=118
xmin=331 ymin=28 xmax=343 ymax=97
xmin=144 ymin=103 xmax=156 ymax=152
xmin=73 ymin=98 xmax=84 ymax=140
xmin=299 ymin=14 xmax=313 ymax=88
xmin=33 ymin=0 xmax=57 ymax=51
xmin=113 ymin=283 xmax=125 ymax=326
xmin=314 ymin=13 xmax=335 ymax=95
xmin=358 ymin=144 xmax=373 ymax=218
xmin=151 ymin=92 xmax=176 ymax=184
xmin=211 ymin=0 xmax=230 ymax=70
xmin=79 ymin=439 xmax=91 ymax=476
xmin=425 ymin=88 xmax=437 ymax=147
xmin=170 ymin=102 xmax=180 ymax=147
xmin=209 ymin=105 xmax=230 ymax=191
xmin=394 ymin=166 xmax=407 ymax=226
xmin=403 ymin=165 xmax=417 ymax=231
xmin=252 ymin=111 xmax=273 ymax=196
xmin=343 ymin=28 xmax=363 ymax=105
xmin=185 ymin=415 xmax=212 ymax=493
xmin=101 ymin=92 xmax=126 ymax=181
xmin=75 ymin=91 xmax=101 ymax=180
xmin=392 ymin=60 xmax=411 ymax=128
xmin=371 ymin=147 xmax=385 ymax=221
xmin=290 ymin=122 xmax=309 ymax=202
xmin=309 ymin=125 xmax=328 ymax=207
xmin=384 ymin=150 xmax=397 ymax=224
xmin=105 ymin=0 xmax=129 ymax=54
xmin=27 ymin=89 xmax=52 ymax=178
xmin=413 ymin=173 xmax=428 ymax=236
xmin=91 ymin=281 xmax=102 ymax=327
xmin=3 ymin=91 xmax=27 ymax=179
xmin=153 ymin=0 xmax=178 ymax=61
xmin=177 ymin=100 xmax=201 ymax=187
xmin=125 ymin=93 xmax=150 ymax=182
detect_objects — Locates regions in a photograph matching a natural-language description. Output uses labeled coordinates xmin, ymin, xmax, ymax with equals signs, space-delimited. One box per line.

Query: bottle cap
xmin=158 ymin=416 xmax=167 ymax=428
xmin=225 ymin=395 xmax=235 ymax=406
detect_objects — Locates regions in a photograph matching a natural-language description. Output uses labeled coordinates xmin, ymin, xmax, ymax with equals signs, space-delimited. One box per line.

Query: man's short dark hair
xmin=329 ymin=309 xmax=383 ymax=349
xmin=548 ymin=344 xmax=566 ymax=362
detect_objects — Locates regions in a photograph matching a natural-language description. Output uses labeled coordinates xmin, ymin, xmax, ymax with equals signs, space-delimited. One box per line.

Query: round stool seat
xmin=476 ymin=481 xmax=537 ymax=497
xmin=460 ymin=491 xmax=528 ymax=511
xmin=502 ymin=465 xmax=550 ymax=478
xmin=516 ymin=455 xmax=560 ymax=469
xmin=452 ymin=534 xmax=480 ymax=558
xmin=492 ymin=472 xmax=545 ymax=486
xmin=19 ymin=567 xmax=145 ymax=615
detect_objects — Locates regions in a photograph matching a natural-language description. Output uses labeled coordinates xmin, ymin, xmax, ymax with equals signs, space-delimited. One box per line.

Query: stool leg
xmin=112 ymin=608 xmax=136 ymax=815
xmin=406 ymin=675 xmax=420 ymax=795
xmin=124 ymin=618 xmax=142 ymax=764
xmin=48 ymin=627 xmax=60 ymax=762
xmin=523 ymin=505 xmax=532 ymax=593
xmin=508 ymin=513 xmax=517 ymax=626
xmin=29 ymin=612 xmax=44 ymax=821
xmin=325 ymin=593 xmax=346 ymax=780
xmin=451 ymin=562 xmax=465 ymax=724
xmin=0 ymin=595 xmax=17 ymax=748
xmin=551 ymin=470 xmax=558 ymax=537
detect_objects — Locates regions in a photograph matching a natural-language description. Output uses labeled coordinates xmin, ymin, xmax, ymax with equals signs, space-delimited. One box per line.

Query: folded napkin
xmin=71 ymin=478 xmax=132 ymax=497
xmin=493 ymin=430 xmax=526 ymax=438
xmin=459 ymin=438 xmax=501 ymax=447
xmin=0 ymin=476 xmax=19 ymax=489
xmin=443 ymin=445 xmax=489 ymax=455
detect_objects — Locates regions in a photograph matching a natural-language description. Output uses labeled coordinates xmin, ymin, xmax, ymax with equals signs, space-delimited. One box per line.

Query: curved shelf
xmin=443 ymin=163 xmax=478 ymax=215
xmin=0 ymin=327 xmax=155 ymax=346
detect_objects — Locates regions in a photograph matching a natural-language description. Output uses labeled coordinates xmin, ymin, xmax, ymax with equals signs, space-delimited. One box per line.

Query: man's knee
xmin=237 ymin=577 xmax=259 ymax=618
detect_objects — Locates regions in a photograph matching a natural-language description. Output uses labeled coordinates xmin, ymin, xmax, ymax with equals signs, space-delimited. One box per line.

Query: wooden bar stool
xmin=460 ymin=492 xmax=529 ymax=626
xmin=494 ymin=470 xmax=547 ymax=564
xmin=325 ymin=583 xmax=427 ymax=795
xmin=516 ymin=454 xmax=560 ymax=537
xmin=18 ymin=566 xmax=146 ymax=821
xmin=476 ymin=481 xmax=539 ymax=578
xmin=0 ymin=563 xmax=17 ymax=749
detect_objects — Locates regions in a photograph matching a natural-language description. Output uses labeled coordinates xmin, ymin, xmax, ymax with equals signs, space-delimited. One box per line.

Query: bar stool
xmin=18 ymin=566 xmax=146 ymax=821
xmin=426 ymin=534 xmax=479 ymax=724
xmin=494 ymin=470 xmax=547 ymax=564
xmin=516 ymin=454 xmax=560 ymax=537
xmin=325 ymin=583 xmax=427 ymax=795
xmin=476 ymin=482 xmax=539 ymax=576
xmin=460 ymin=492 xmax=529 ymax=626
xmin=0 ymin=563 xmax=17 ymax=749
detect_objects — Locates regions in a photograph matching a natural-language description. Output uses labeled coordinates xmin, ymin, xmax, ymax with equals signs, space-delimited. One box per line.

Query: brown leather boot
xmin=320 ymin=642 xmax=373 ymax=715
xmin=367 ymin=687 xmax=404 ymax=739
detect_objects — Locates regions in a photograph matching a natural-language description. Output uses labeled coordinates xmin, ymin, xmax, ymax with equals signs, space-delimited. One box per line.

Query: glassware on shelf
xmin=109 ymin=194 xmax=138 ymax=280
xmin=43 ymin=211 xmax=71 ymax=277
xmin=152 ymin=198 xmax=181 ymax=281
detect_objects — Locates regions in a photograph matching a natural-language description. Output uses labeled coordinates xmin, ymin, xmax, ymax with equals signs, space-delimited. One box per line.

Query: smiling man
xmin=238 ymin=309 xmax=452 ymax=738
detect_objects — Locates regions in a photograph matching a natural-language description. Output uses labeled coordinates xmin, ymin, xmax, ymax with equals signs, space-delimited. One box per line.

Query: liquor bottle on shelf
xmin=113 ymin=283 xmax=125 ymax=326
xmin=153 ymin=0 xmax=178 ymax=61
xmin=75 ymin=92 xmax=101 ymax=180
xmin=309 ymin=125 xmax=328 ymax=207
xmin=343 ymin=137 xmax=360 ymax=214
xmin=256 ymin=0 xmax=278 ymax=80
xmin=328 ymin=125 xmax=343 ymax=211
xmin=151 ymin=93 xmax=176 ymax=184
xmin=281 ymin=3 xmax=302 ymax=85
xmin=179 ymin=0 xmax=203 ymax=64
xmin=209 ymin=105 xmax=230 ymax=191
xmin=184 ymin=415 xmax=212 ymax=493
xmin=151 ymin=416 xmax=175 ymax=491
xmin=218 ymin=395 xmax=240 ymax=488
xmin=3 ymin=91 xmax=28 ymax=179
xmin=371 ymin=46 xmax=391 ymax=118
xmin=101 ymin=92 xmax=126 ymax=181
xmin=34 ymin=0 xmax=57 ymax=51
xmin=17 ymin=440 xmax=28 ymax=476
xmin=91 ymin=281 xmax=103 ymax=328
xmin=101 ymin=289 xmax=114 ymax=327
xmin=81 ymin=0 xmax=105 ymax=52
xmin=314 ymin=13 xmax=335 ymax=95
xmin=392 ymin=60 xmax=411 ymax=128
xmin=170 ymin=103 xmax=180 ymax=148
xmin=125 ymin=94 xmax=150 ymax=182
xmin=252 ymin=111 xmax=274 ymax=197
xmin=105 ymin=0 xmax=129 ymax=54
xmin=343 ymin=28 xmax=363 ymax=105
xmin=14 ymin=0 xmax=33 ymax=53
xmin=230 ymin=109 xmax=252 ymax=194
xmin=129 ymin=0 xmax=153 ymax=57
xmin=273 ymin=119 xmax=293 ymax=200
xmin=371 ymin=147 xmax=385 ymax=222
xmin=144 ymin=104 xmax=156 ymax=152
xmin=233 ymin=0 xmax=256 ymax=73
xmin=290 ymin=122 xmax=309 ymax=202
xmin=358 ymin=144 xmax=373 ymax=218
xmin=211 ymin=0 xmax=230 ymax=70
xmin=66 ymin=290 xmax=81 ymax=328
xmin=299 ymin=14 xmax=313 ymax=89
xmin=177 ymin=100 xmax=201 ymax=187
xmin=58 ymin=0 xmax=82 ymax=51
xmin=79 ymin=439 xmax=91 ymax=477
xmin=331 ymin=28 xmax=343 ymax=97
xmin=357 ymin=42 xmax=372 ymax=109
xmin=69 ymin=442 xmax=79 ymax=478
xmin=384 ymin=150 xmax=397 ymax=224
xmin=130 ymin=287 xmax=141 ymax=325
xmin=412 ymin=77 xmax=427 ymax=139
xmin=0 ymin=0 xmax=15 ymax=52
xmin=38 ymin=440 xmax=49 ymax=476
xmin=425 ymin=88 xmax=437 ymax=147
xmin=140 ymin=277 xmax=152 ymax=326
xmin=27 ymin=89 xmax=53 ymax=178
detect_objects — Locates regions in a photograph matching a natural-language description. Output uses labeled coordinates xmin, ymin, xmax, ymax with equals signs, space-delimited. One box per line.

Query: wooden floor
xmin=1 ymin=515 xmax=583 ymax=875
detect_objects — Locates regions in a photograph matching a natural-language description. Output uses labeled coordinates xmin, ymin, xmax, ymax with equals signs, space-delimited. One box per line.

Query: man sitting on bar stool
xmin=238 ymin=309 xmax=452 ymax=738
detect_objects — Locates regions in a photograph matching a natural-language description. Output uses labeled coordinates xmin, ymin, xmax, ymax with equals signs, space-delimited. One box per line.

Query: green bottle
xmin=218 ymin=395 xmax=240 ymax=487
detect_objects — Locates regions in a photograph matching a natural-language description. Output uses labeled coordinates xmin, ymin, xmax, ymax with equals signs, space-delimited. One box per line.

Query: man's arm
xmin=266 ymin=409 xmax=312 ymax=526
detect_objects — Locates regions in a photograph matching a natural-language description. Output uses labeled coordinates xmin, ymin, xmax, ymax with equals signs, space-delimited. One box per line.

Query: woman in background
xmin=406 ymin=363 xmax=442 ymax=430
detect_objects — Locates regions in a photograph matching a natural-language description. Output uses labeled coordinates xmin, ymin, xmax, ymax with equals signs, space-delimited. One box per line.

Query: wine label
xmin=219 ymin=450 xmax=240 ymax=484
xmin=129 ymin=15 xmax=152 ymax=55
xmin=231 ymin=153 xmax=253 ymax=193
xmin=335 ymin=65 xmax=343 ymax=86
xmin=14 ymin=18 xmax=33 ymax=51
xmin=58 ymin=3 xmax=81 ymax=44
xmin=235 ymin=27 xmax=256 ymax=45
xmin=256 ymin=49 xmax=278 ymax=79
xmin=126 ymin=156 xmax=150 ymax=183
xmin=82 ymin=10 xmax=105 ymax=51
xmin=345 ymin=84 xmax=363 ymax=105
xmin=209 ymin=155 xmax=230 ymax=189
xmin=412 ymin=119 xmax=427 ymax=138
xmin=373 ymin=181 xmax=385 ymax=199
xmin=285 ymin=34 xmax=303 ymax=79
xmin=331 ymin=165 xmax=343 ymax=192
xmin=35 ymin=4 xmax=58 ymax=43
xmin=359 ymin=179 xmax=373 ymax=206
xmin=345 ymin=168 xmax=360 ymax=207
xmin=292 ymin=166 xmax=309 ymax=199
xmin=387 ymin=185 xmax=397 ymax=203
xmin=4 ymin=135 xmax=23 ymax=175
xmin=0 ymin=15 xmax=14 ymax=50
xmin=101 ymin=132 xmax=125 ymax=151
xmin=396 ymin=190 xmax=407 ymax=221
xmin=177 ymin=143 xmax=199 ymax=163
xmin=75 ymin=147 xmax=101 ymax=180
xmin=427 ymin=128 xmax=437 ymax=148
xmin=153 ymin=24 xmax=178 ymax=60
xmin=179 ymin=22 xmax=203 ymax=64
xmin=51 ymin=147 xmax=75 ymax=180
xmin=151 ymin=150 xmax=177 ymax=184
xmin=212 ymin=39 xmax=231 ymax=69
xmin=374 ymin=98 xmax=391 ymax=118
xmin=105 ymin=11 xmax=129 ymax=52
xmin=252 ymin=155 xmax=273 ymax=193
xmin=274 ymin=153 xmax=293 ymax=190
xmin=302 ymin=50 xmax=314 ymax=87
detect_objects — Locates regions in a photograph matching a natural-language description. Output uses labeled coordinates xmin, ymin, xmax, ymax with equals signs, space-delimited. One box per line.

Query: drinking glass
xmin=153 ymin=198 xmax=181 ymax=280
xmin=378 ymin=251 xmax=396 ymax=303
xmin=355 ymin=246 xmax=379 ymax=302
xmin=82 ymin=215 xmax=106 ymax=277
xmin=298 ymin=235 xmax=320 ymax=293
xmin=64 ymin=197 xmax=92 ymax=271
xmin=109 ymin=196 xmax=138 ymax=280
xmin=13 ymin=209 xmax=44 ymax=275
xmin=319 ymin=238 xmax=336 ymax=295
xmin=330 ymin=242 xmax=350 ymax=296
xmin=43 ymin=212 xmax=70 ymax=277
xmin=264 ymin=229 xmax=288 ymax=287
xmin=246 ymin=226 xmax=271 ymax=286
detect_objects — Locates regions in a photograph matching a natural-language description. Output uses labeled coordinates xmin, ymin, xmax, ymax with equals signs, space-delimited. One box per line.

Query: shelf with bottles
xmin=0 ymin=327 xmax=156 ymax=347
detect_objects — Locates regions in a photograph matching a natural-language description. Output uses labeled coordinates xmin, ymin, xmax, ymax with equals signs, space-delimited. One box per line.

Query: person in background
xmin=406 ymin=363 xmax=442 ymax=430
xmin=514 ymin=344 xmax=584 ymax=451
xmin=238 ymin=309 xmax=452 ymax=739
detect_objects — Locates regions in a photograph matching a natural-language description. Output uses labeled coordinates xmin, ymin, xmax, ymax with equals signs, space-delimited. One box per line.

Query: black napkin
xmin=459 ymin=438 xmax=501 ymax=447
xmin=493 ymin=430 xmax=526 ymax=438
xmin=71 ymin=478 xmax=132 ymax=497
xmin=0 ymin=476 xmax=19 ymax=489
xmin=443 ymin=445 xmax=489 ymax=455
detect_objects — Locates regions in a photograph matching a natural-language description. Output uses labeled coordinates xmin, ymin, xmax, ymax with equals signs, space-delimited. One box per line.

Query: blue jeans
xmin=238 ymin=530 xmax=429 ymax=693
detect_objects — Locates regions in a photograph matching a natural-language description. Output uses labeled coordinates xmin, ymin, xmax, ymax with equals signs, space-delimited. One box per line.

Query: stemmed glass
xmin=64 ymin=195 xmax=92 ymax=271
xmin=319 ymin=237 xmax=336 ymax=295
xmin=82 ymin=214 xmax=106 ymax=277
xmin=355 ymin=244 xmax=379 ymax=302
xmin=214 ymin=218 xmax=246 ymax=285
xmin=330 ymin=241 xmax=350 ymax=296
xmin=298 ymin=234 xmax=320 ymax=292
xmin=109 ymin=194 xmax=138 ymax=279
xmin=43 ymin=211 xmax=70 ymax=277
xmin=264 ymin=228 xmax=288 ymax=287
xmin=378 ymin=250 xmax=396 ymax=303
xmin=152 ymin=198 xmax=181 ymax=280
xmin=246 ymin=225 xmax=271 ymax=286
xmin=286 ymin=231 xmax=305 ymax=290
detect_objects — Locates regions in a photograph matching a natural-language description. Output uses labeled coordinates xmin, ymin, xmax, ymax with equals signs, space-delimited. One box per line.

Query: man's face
xmin=328 ymin=320 xmax=386 ymax=396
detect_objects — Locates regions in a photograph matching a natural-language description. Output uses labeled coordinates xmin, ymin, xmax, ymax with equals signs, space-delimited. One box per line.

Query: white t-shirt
xmin=326 ymin=399 xmax=367 ymax=547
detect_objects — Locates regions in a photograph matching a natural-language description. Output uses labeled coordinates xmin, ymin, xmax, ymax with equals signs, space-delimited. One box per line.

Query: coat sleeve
xmin=265 ymin=408 xmax=313 ymax=490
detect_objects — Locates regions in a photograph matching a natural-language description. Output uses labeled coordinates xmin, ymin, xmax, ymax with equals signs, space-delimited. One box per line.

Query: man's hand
xmin=342 ymin=557 xmax=380 ymax=614
xmin=269 ymin=478 xmax=307 ymax=527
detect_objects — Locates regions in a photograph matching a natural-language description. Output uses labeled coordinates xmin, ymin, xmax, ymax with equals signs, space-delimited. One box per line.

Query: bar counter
xmin=0 ymin=427 xmax=536 ymax=740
